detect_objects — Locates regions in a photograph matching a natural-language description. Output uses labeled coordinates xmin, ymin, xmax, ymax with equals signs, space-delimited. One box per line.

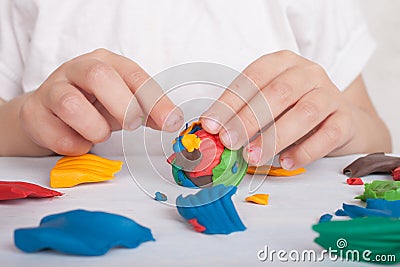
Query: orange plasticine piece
xmin=50 ymin=154 xmax=123 ymax=188
xmin=245 ymin=194 xmax=269 ymax=205
xmin=247 ymin=165 xmax=306 ymax=176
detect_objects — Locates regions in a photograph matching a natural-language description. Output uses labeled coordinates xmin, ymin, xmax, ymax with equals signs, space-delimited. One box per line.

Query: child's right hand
xmin=18 ymin=49 xmax=183 ymax=155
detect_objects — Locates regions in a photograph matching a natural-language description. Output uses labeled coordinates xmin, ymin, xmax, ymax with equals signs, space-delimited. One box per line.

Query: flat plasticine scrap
xmin=247 ymin=165 xmax=306 ymax=176
xmin=50 ymin=154 xmax=123 ymax=188
xmin=245 ymin=194 xmax=269 ymax=205
xmin=14 ymin=209 xmax=154 ymax=256
xmin=0 ymin=181 xmax=62 ymax=201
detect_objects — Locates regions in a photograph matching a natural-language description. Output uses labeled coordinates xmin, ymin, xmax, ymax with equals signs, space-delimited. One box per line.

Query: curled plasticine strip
xmin=50 ymin=154 xmax=123 ymax=188
xmin=14 ymin=209 xmax=154 ymax=256
xmin=247 ymin=165 xmax=306 ymax=176
xmin=0 ymin=181 xmax=62 ymax=201
xmin=176 ymin=184 xmax=246 ymax=235
xmin=245 ymin=194 xmax=269 ymax=205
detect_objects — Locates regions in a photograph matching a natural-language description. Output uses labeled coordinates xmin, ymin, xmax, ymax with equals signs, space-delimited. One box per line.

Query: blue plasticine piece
xmin=342 ymin=203 xmax=391 ymax=218
xmin=176 ymin=184 xmax=246 ymax=235
xmin=14 ymin=210 xmax=155 ymax=256
xmin=188 ymin=125 xmax=202 ymax=134
xmin=341 ymin=199 xmax=400 ymax=219
xmin=318 ymin=214 xmax=333 ymax=223
xmin=334 ymin=209 xmax=348 ymax=216
xmin=154 ymin=192 xmax=167 ymax=201
xmin=172 ymin=136 xmax=185 ymax=153
xmin=366 ymin=198 xmax=400 ymax=217
xmin=231 ymin=161 xmax=238 ymax=174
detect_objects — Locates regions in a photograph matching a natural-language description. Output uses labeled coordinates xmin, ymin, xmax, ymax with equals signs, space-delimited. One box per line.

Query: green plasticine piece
xmin=313 ymin=217 xmax=400 ymax=264
xmin=212 ymin=148 xmax=248 ymax=187
xmin=356 ymin=180 xmax=400 ymax=201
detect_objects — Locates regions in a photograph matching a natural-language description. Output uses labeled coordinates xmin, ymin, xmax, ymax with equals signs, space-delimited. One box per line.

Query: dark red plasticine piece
xmin=0 ymin=181 xmax=62 ymax=201
xmin=392 ymin=167 xmax=400 ymax=181
xmin=346 ymin=178 xmax=364 ymax=185
xmin=187 ymin=218 xmax=206 ymax=232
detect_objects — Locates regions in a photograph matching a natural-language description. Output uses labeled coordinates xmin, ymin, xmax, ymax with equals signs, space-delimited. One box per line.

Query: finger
xmin=219 ymin=64 xmax=326 ymax=149
xmin=63 ymin=57 xmax=145 ymax=130
xmin=90 ymin=49 xmax=183 ymax=132
xmin=279 ymin=110 xmax=352 ymax=169
xmin=20 ymin=97 xmax=93 ymax=155
xmin=94 ymin=99 xmax=160 ymax=131
xmin=243 ymin=88 xmax=338 ymax=165
xmin=41 ymin=82 xmax=111 ymax=143
xmin=201 ymin=50 xmax=305 ymax=133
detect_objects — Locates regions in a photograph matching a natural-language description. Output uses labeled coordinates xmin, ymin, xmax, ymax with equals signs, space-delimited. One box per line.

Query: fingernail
xmin=281 ymin=157 xmax=294 ymax=170
xmin=165 ymin=111 xmax=183 ymax=129
xmin=245 ymin=144 xmax=262 ymax=165
xmin=221 ymin=130 xmax=238 ymax=148
xmin=203 ymin=118 xmax=220 ymax=133
xmin=127 ymin=117 xmax=142 ymax=131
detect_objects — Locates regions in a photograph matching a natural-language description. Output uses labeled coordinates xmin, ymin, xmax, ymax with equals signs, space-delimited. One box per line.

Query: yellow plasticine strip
xmin=55 ymin=161 xmax=120 ymax=174
xmin=181 ymin=134 xmax=201 ymax=152
xmin=56 ymin=154 xmax=122 ymax=167
xmin=246 ymin=165 xmax=306 ymax=176
xmin=50 ymin=171 xmax=114 ymax=188
xmin=245 ymin=194 xmax=269 ymax=205
xmin=50 ymin=154 xmax=123 ymax=188
xmin=52 ymin=166 xmax=117 ymax=177
xmin=56 ymin=158 xmax=121 ymax=169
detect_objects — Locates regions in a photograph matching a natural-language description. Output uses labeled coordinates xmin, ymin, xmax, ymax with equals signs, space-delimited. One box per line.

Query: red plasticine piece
xmin=187 ymin=218 xmax=206 ymax=232
xmin=392 ymin=167 xmax=400 ymax=181
xmin=346 ymin=178 xmax=364 ymax=185
xmin=0 ymin=181 xmax=62 ymax=201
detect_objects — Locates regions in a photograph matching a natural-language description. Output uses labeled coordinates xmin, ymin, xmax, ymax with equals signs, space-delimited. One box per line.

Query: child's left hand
xmin=200 ymin=50 xmax=391 ymax=169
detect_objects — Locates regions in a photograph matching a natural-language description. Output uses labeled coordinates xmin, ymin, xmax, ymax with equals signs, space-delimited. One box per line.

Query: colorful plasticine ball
xmin=167 ymin=121 xmax=248 ymax=188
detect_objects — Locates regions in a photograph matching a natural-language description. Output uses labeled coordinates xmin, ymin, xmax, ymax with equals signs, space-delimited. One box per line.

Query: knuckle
xmin=126 ymin=70 xmax=148 ymax=89
xmin=85 ymin=62 xmax=112 ymax=84
xmin=276 ymin=50 xmax=297 ymax=60
xmin=91 ymin=48 xmax=110 ymax=58
xmin=298 ymin=101 xmax=320 ymax=122
xmin=322 ymin=123 xmax=343 ymax=145
xmin=307 ymin=63 xmax=326 ymax=77
xmin=245 ymin=69 xmax=264 ymax=89
xmin=268 ymin=82 xmax=292 ymax=105
xmin=58 ymin=92 xmax=82 ymax=116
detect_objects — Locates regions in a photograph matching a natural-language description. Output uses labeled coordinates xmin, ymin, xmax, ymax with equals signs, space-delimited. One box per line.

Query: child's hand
xmin=19 ymin=49 xmax=183 ymax=155
xmin=201 ymin=50 xmax=391 ymax=169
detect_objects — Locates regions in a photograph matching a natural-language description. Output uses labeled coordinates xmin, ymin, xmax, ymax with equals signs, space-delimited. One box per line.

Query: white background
xmin=361 ymin=0 xmax=400 ymax=153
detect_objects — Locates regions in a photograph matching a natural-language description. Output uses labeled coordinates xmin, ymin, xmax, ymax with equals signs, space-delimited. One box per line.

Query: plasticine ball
xmin=167 ymin=121 xmax=248 ymax=188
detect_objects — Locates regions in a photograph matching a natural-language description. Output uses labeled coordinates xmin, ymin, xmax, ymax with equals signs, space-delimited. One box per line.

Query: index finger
xmin=91 ymin=49 xmax=183 ymax=132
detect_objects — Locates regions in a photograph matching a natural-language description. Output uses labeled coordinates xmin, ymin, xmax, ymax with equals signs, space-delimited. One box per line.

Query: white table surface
xmin=0 ymin=155 xmax=393 ymax=267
